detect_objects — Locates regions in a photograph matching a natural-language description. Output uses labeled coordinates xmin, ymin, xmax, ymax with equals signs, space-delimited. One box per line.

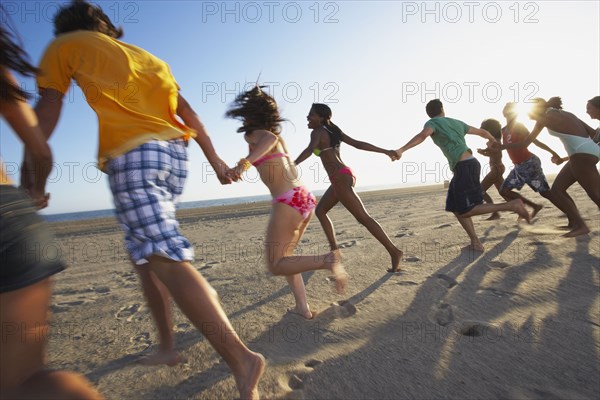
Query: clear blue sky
xmin=1 ymin=1 xmax=598 ymax=214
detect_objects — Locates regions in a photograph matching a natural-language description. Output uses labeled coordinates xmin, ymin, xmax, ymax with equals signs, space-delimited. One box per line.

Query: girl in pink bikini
xmin=227 ymin=87 xmax=347 ymax=319
xmin=295 ymin=104 xmax=404 ymax=273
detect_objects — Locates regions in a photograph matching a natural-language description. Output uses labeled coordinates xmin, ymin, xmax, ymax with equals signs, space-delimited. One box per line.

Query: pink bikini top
xmin=252 ymin=152 xmax=289 ymax=167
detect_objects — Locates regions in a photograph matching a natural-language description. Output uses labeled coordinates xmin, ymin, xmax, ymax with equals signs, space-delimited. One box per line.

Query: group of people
xmin=1 ymin=1 xmax=598 ymax=399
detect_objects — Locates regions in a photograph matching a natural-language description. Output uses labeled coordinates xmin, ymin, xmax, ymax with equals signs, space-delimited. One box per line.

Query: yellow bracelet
xmin=237 ymin=158 xmax=252 ymax=171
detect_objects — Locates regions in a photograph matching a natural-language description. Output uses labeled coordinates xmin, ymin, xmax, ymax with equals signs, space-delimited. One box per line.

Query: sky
xmin=1 ymin=0 xmax=599 ymax=215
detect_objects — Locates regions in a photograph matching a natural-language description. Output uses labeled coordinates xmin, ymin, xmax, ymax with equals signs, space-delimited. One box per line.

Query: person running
xmin=295 ymin=103 xmax=404 ymax=273
xmin=0 ymin=20 xmax=103 ymax=400
xmin=395 ymin=99 xmax=530 ymax=252
xmin=30 ymin=2 xmax=264 ymax=398
xmin=496 ymin=102 xmax=565 ymax=220
xmin=226 ymin=86 xmax=348 ymax=320
xmin=502 ymin=97 xmax=599 ymax=237
xmin=476 ymin=118 xmax=507 ymax=220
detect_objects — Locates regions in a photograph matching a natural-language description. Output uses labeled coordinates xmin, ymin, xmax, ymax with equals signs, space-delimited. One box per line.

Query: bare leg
xmin=284 ymin=215 xmax=314 ymax=319
xmin=570 ymin=154 xmax=600 ymax=207
xmin=500 ymin=187 xmax=542 ymax=216
xmin=135 ymin=265 xmax=181 ymax=366
xmin=550 ymin=161 xmax=588 ymax=237
xmin=333 ymin=175 xmax=403 ymax=272
xmin=0 ymin=279 xmax=103 ymax=399
xmin=146 ymin=258 xmax=264 ymax=400
xmin=560 ymin=155 xmax=600 ymax=237
xmin=315 ymin=186 xmax=340 ymax=251
xmin=454 ymin=215 xmax=484 ymax=251
xmin=267 ymin=204 xmax=347 ymax=294
xmin=459 ymin=199 xmax=530 ymax=222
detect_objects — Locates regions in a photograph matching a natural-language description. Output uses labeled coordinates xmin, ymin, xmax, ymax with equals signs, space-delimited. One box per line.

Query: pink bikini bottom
xmin=272 ymin=186 xmax=317 ymax=219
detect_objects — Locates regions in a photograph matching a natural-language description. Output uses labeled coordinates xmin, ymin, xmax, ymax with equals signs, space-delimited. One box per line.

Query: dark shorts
xmin=446 ymin=158 xmax=484 ymax=214
xmin=0 ymin=185 xmax=66 ymax=293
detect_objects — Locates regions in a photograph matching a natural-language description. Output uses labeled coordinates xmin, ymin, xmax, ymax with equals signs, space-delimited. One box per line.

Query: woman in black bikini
xmin=295 ymin=103 xmax=404 ymax=273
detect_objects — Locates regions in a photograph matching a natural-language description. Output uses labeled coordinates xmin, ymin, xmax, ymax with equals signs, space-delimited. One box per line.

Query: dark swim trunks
xmin=445 ymin=158 xmax=484 ymax=214
xmin=0 ymin=185 xmax=66 ymax=293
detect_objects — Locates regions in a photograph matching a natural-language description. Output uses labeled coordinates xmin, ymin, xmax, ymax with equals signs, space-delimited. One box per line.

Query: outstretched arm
xmin=395 ymin=126 xmax=434 ymax=158
xmin=177 ymin=94 xmax=232 ymax=184
xmin=342 ymin=133 xmax=398 ymax=160
xmin=532 ymin=139 xmax=561 ymax=158
xmin=229 ymin=130 xmax=278 ymax=180
xmin=294 ymin=130 xmax=320 ymax=165
xmin=467 ymin=126 xmax=495 ymax=142
xmin=2 ymin=75 xmax=55 ymax=208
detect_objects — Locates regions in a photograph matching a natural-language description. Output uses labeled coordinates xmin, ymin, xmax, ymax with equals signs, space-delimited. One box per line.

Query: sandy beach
xmin=43 ymin=183 xmax=599 ymax=399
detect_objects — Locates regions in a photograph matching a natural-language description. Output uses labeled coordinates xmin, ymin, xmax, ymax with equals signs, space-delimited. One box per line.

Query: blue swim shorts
xmin=106 ymin=139 xmax=194 ymax=265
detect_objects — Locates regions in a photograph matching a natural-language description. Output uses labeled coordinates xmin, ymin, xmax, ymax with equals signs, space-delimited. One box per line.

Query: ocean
xmin=41 ymin=194 xmax=274 ymax=223
xmin=40 ymin=183 xmax=404 ymax=223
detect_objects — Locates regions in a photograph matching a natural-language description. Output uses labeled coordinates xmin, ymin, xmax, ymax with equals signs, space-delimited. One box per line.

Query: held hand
xmin=488 ymin=140 xmax=501 ymax=150
xmin=476 ymin=148 xmax=486 ymax=155
xmin=551 ymin=155 xmax=566 ymax=165
xmin=25 ymin=188 xmax=50 ymax=210
xmin=394 ymin=149 xmax=403 ymax=160
xmin=226 ymin=167 xmax=243 ymax=182
xmin=386 ymin=149 xmax=400 ymax=161
xmin=215 ymin=164 xmax=234 ymax=185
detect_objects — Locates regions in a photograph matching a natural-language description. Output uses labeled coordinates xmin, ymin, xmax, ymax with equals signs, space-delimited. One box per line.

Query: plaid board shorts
xmin=106 ymin=139 xmax=194 ymax=265
xmin=501 ymin=154 xmax=550 ymax=193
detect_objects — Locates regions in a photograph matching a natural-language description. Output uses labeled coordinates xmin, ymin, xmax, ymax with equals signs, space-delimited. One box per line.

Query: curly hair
xmin=225 ymin=86 xmax=285 ymax=135
xmin=53 ymin=0 xmax=123 ymax=38
xmin=480 ymin=118 xmax=502 ymax=140
xmin=0 ymin=12 xmax=38 ymax=102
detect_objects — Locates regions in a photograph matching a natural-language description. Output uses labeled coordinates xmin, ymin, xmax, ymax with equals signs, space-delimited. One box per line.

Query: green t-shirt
xmin=424 ymin=117 xmax=471 ymax=171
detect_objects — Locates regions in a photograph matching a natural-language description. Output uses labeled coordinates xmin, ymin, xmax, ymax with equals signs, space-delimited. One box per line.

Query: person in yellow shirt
xmin=30 ymin=2 xmax=264 ymax=398
xmin=0 ymin=20 xmax=103 ymax=399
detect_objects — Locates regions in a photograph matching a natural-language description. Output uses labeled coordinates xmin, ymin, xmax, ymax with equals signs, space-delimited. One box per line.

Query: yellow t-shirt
xmin=37 ymin=31 xmax=195 ymax=171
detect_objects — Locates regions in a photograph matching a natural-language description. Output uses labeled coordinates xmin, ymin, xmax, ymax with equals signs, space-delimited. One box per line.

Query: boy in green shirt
xmin=396 ymin=99 xmax=530 ymax=252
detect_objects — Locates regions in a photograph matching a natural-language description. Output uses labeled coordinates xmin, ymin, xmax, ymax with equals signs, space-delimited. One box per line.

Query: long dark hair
xmin=0 ymin=9 xmax=38 ymax=102
xmin=54 ymin=0 xmax=123 ymax=38
xmin=532 ymin=96 xmax=563 ymax=112
xmin=225 ymin=86 xmax=285 ymax=135
xmin=310 ymin=103 xmax=343 ymax=142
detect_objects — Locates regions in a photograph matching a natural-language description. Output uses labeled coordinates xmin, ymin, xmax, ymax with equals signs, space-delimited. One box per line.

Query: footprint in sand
xmin=488 ymin=261 xmax=510 ymax=269
xmin=304 ymin=359 xmax=323 ymax=368
xmin=435 ymin=223 xmax=453 ymax=229
xmin=338 ymin=240 xmax=357 ymax=248
xmin=129 ymin=332 xmax=151 ymax=351
xmin=404 ymin=256 xmax=421 ymax=262
xmin=430 ymin=303 xmax=454 ymax=327
xmin=317 ymin=300 xmax=357 ymax=320
xmin=116 ymin=303 xmax=141 ymax=321
xmin=458 ymin=321 xmax=496 ymax=337
xmin=395 ymin=230 xmax=416 ymax=238
xmin=436 ymin=274 xmax=458 ymax=288
xmin=175 ymin=323 xmax=191 ymax=332
xmin=397 ymin=281 xmax=420 ymax=286
xmin=198 ymin=264 xmax=212 ymax=271
xmin=51 ymin=300 xmax=87 ymax=314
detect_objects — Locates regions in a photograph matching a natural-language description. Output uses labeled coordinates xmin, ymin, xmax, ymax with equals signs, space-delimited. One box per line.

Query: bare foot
xmin=563 ymin=225 xmax=590 ymax=238
xmin=138 ymin=350 xmax=183 ymax=367
xmin=485 ymin=212 xmax=501 ymax=221
xmin=235 ymin=352 xmax=266 ymax=400
xmin=461 ymin=243 xmax=485 ymax=253
xmin=325 ymin=249 xmax=348 ymax=294
xmin=387 ymin=249 xmax=403 ymax=273
xmin=531 ymin=204 xmax=544 ymax=219
xmin=287 ymin=306 xmax=315 ymax=320
xmin=510 ymin=199 xmax=531 ymax=223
